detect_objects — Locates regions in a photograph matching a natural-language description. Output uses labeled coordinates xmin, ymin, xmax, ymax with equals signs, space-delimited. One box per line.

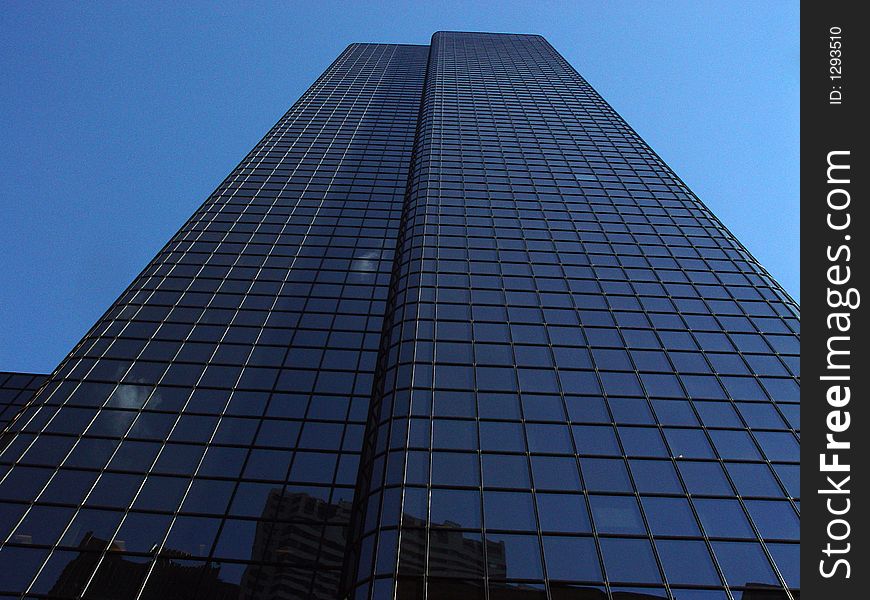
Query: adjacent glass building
xmin=0 ymin=32 xmax=799 ymax=600
xmin=0 ymin=374 xmax=47 ymax=431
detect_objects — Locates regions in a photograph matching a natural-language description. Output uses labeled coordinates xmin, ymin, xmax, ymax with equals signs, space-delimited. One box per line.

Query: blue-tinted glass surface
xmin=344 ymin=31 xmax=798 ymax=600
xmin=0 ymin=43 xmax=428 ymax=599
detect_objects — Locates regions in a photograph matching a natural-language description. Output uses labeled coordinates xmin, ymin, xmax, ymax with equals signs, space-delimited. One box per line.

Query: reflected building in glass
xmin=0 ymin=32 xmax=799 ymax=600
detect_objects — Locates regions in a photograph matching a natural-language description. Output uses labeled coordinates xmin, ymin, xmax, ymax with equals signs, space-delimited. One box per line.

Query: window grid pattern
xmin=0 ymin=43 xmax=428 ymax=600
xmin=345 ymin=32 xmax=799 ymax=600
xmin=0 ymin=373 xmax=47 ymax=431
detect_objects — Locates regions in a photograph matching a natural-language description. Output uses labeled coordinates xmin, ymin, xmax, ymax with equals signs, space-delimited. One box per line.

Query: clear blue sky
xmin=0 ymin=1 xmax=799 ymax=374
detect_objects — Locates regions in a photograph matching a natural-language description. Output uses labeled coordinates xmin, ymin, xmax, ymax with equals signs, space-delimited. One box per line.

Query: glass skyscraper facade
xmin=0 ymin=32 xmax=799 ymax=600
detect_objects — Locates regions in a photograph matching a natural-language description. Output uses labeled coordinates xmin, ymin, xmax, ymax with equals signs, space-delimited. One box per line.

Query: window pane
xmin=542 ymin=536 xmax=601 ymax=581
xmin=484 ymin=491 xmax=536 ymax=531
xmin=486 ymin=533 xmax=542 ymax=579
xmin=678 ymin=461 xmax=733 ymax=495
xmin=482 ymin=454 xmax=530 ymax=488
xmin=431 ymin=452 xmax=479 ymax=486
xmin=580 ymin=458 xmax=632 ymax=492
xmin=725 ymin=462 xmax=783 ymax=497
xmin=599 ymin=538 xmax=661 ymax=584
xmin=641 ymin=497 xmax=700 ymax=536
xmin=527 ymin=423 xmax=573 ymax=453
xmin=629 ymin=460 xmax=683 ymax=494
xmin=693 ymin=499 xmax=754 ymax=538
xmin=744 ymin=500 xmax=799 ymax=540
xmin=656 ymin=539 xmax=721 ymax=585
xmin=431 ymin=489 xmax=481 ymax=530
xmin=711 ymin=541 xmax=779 ymax=586
xmin=572 ymin=425 xmax=620 ymax=455
xmin=588 ymin=495 xmax=645 ymax=534
xmin=535 ymin=493 xmax=591 ymax=533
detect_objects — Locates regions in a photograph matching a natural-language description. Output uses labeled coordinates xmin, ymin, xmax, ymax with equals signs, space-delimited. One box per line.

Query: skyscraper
xmin=0 ymin=32 xmax=799 ymax=600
